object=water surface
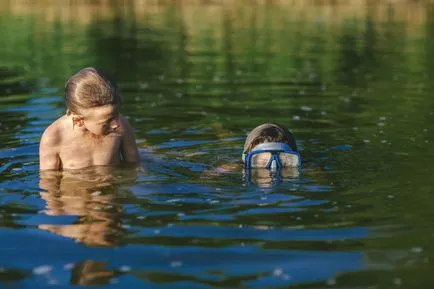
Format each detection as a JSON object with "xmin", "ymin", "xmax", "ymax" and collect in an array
[{"xmin": 0, "ymin": 2, "xmax": 434, "ymax": 288}]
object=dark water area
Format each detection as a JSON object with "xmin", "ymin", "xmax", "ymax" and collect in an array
[{"xmin": 1, "ymin": 2, "xmax": 434, "ymax": 288}]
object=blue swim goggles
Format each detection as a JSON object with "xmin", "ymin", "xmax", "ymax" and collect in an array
[{"xmin": 242, "ymin": 142, "xmax": 301, "ymax": 170}]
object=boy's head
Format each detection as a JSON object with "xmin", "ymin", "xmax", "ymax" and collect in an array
[
  {"xmin": 65, "ymin": 67, "xmax": 122, "ymax": 114},
  {"xmin": 243, "ymin": 123, "xmax": 297, "ymax": 154},
  {"xmin": 242, "ymin": 123, "xmax": 300, "ymax": 170},
  {"xmin": 65, "ymin": 67, "xmax": 123, "ymax": 136}
]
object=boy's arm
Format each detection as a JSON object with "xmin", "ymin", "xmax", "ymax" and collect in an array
[
  {"xmin": 120, "ymin": 116, "xmax": 140, "ymax": 164},
  {"xmin": 39, "ymin": 126, "xmax": 61, "ymax": 171}
]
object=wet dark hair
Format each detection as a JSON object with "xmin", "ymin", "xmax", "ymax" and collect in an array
[
  {"xmin": 65, "ymin": 67, "xmax": 122, "ymax": 115},
  {"xmin": 243, "ymin": 123, "xmax": 298, "ymax": 153}
]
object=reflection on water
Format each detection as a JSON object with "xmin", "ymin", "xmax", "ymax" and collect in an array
[
  {"xmin": 0, "ymin": 1, "xmax": 434, "ymax": 288},
  {"xmin": 244, "ymin": 167, "xmax": 301, "ymax": 188},
  {"xmin": 71, "ymin": 260, "xmax": 116, "ymax": 286},
  {"xmin": 38, "ymin": 167, "xmax": 137, "ymax": 247}
]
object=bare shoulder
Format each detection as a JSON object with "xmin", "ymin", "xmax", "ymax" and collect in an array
[
  {"xmin": 119, "ymin": 114, "xmax": 134, "ymax": 133},
  {"xmin": 40, "ymin": 116, "xmax": 69, "ymax": 171},
  {"xmin": 40, "ymin": 116, "xmax": 73, "ymax": 149},
  {"xmin": 216, "ymin": 163, "xmax": 242, "ymax": 172},
  {"xmin": 118, "ymin": 114, "xmax": 140, "ymax": 163},
  {"xmin": 202, "ymin": 162, "xmax": 242, "ymax": 178},
  {"xmin": 40, "ymin": 117, "xmax": 64, "ymax": 147}
]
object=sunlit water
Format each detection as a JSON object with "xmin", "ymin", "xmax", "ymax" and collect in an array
[{"xmin": 0, "ymin": 2, "xmax": 434, "ymax": 288}]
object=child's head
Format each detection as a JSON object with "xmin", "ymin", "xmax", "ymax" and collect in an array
[
  {"xmin": 242, "ymin": 123, "xmax": 300, "ymax": 169},
  {"xmin": 243, "ymin": 123, "xmax": 297, "ymax": 154},
  {"xmin": 65, "ymin": 67, "xmax": 122, "ymax": 136}
]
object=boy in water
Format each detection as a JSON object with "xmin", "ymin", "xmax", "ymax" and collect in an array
[
  {"xmin": 208, "ymin": 123, "xmax": 301, "ymax": 183},
  {"xmin": 241, "ymin": 123, "xmax": 301, "ymax": 185},
  {"xmin": 242, "ymin": 123, "xmax": 300, "ymax": 170},
  {"xmin": 39, "ymin": 67, "xmax": 139, "ymax": 170}
]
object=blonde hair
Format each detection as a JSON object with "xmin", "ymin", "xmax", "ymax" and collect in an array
[
  {"xmin": 243, "ymin": 123, "xmax": 298, "ymax": 154},
  {"xmin": 65, "ymin": 67, "xmax": 122, "ymax": 115}
]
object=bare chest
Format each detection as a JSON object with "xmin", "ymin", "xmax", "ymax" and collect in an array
[{"xmin": 59, "ymin": 134, "xmax": 122, "ymax": 169}]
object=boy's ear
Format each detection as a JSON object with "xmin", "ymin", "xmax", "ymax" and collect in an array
[{"xmin": 71, "ymin": 114, "xmax": 84, "ymax": 127}]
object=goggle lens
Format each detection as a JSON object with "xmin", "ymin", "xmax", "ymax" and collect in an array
[
  {"xmin": 278, "ymin": 153, "xmax": 300, "ymax": 167},
  {"xmin": 250, "ymin": 152, "xmax": 272, "ymax": 168},
  {"xmin": 243, "ymin": 142, "xmax": 301, "ymax": 169}
]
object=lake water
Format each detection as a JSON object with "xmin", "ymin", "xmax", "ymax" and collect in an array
[{"xmin": 1, "ymin": 2, "xmax": 434, "ymax": 288}]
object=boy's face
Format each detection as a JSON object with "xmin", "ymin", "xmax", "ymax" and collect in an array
[{"xmin": 74, "ymin": 104, "xmax": 120, "ymax": 136}]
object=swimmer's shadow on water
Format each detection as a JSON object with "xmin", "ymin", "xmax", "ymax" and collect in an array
[
  {"xmin": 139, "ymin": 148, "xmax": 211, "ymax": 179},
  {"xmin": 140, "ymin": 151, "xmax": 302, "ymax": 190}
]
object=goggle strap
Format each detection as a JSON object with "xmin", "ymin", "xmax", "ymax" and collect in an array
[{"xmin": 251, "ymin": 142, "xmax": 292, "ymax": 152}]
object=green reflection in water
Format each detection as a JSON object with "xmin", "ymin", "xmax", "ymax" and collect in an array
[{"xmin": 0, "ymin": 2, "xmax": 433, "ymax": 288}]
